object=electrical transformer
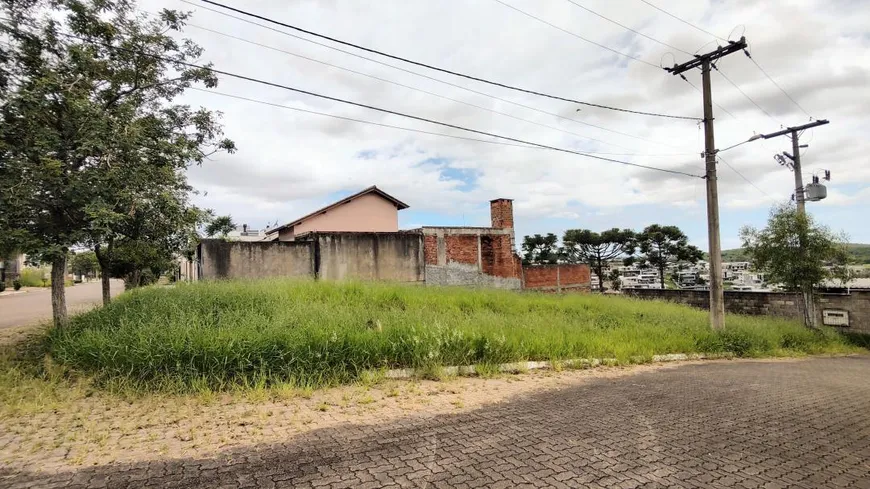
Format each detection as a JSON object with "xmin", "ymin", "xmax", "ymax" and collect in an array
[{"xmin": 804, "ymin": 182, "xmax": 827, "ymax": 202}]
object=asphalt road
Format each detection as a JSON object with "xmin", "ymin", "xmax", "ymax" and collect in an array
[
  {"xmin": 0, "ymin": 280, "xmax": 124, "ymax": 329},
  {"xmin": 2, "ymin": 356, "xmax": 869, "ymax": 488}
]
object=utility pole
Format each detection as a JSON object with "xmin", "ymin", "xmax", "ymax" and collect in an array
[
  {"xmin": 759, "ymin": 119, "xmax": 830, "ymax": 215},
  {"xmin": 791, "ymin": 133, "xmax": 805, "ymax": 214},
  {"xmin": 665, "ymin": 37, "xmax": 747, "ymax": 331},
  {"xmin": 760, "ymin": 119, "xmax": 829, "ymax": 328}
]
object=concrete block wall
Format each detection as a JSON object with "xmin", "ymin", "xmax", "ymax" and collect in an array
[
  {"xmin": 817, "ymin": 292, "xmax": 870, "ymax": 334},
  {"xmin": 315, "ymin": 232, "xmax": 424, "ymax": 282},
  {"xmin": 624, "ymin": 288, "xmax": 870, "ymax": 333},
  {"xmin": 198, "ymin": 240, "xmax": 313, "ymax": 280}
]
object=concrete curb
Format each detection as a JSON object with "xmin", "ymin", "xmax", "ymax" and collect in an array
[
  {"xmin": 0, "ymin": 290, "xmax": 28, "ymax": 298},
  {"xmin": 383, "ymin": 352, "xmax": 735, "ymax": 379}
]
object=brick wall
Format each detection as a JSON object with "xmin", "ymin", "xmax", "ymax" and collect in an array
[
  {"xmin": 482, "ymin": 234, "xmax": 521, "ymax": 279},
  {"xmin": 523, "ymin": 266, "xmax": 557, "ymax": 289},
  {"xmin": 423, "ymin": 235, "xmax": 438, "ymax": 265},
  {"xmin": 522, "ymin": 264, "xmax": 592, "ymax": 292},
  {"xmin": 623, "ymin": 288, "xmax": 870, "ymax": 333},
  {"xmin": 445, "ymin": 235, "xmax": 479, "ymax": 265}
]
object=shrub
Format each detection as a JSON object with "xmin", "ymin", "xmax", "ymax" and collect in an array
[
  {"xmin": 0, "ymin": 282, "xmax": 5, "ymax": 292},
  {"xmin": 45, "ymin": 280, "xmax": 860, "ymax": 392},
  {"xmin": 12, "ymin": 280, "xmax": 21, "ymax": 291},
  {"xmin": 18, "ymin": 268, "xmax": 49, "ymax": 287}
]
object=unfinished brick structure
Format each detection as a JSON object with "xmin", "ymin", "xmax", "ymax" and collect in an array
[{"xmin": 422, "ymin": 199, "xmax": 523, "ymax": 289}]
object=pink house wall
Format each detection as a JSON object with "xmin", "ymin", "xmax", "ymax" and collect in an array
[{"xmin": 280, "ymin": 193, "xmax": 399, "ymax": 240}]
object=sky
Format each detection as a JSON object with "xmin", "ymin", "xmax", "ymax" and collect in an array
[{"xmin": 144, "ymin": 0, "xmax": 870, "ymax": 251}]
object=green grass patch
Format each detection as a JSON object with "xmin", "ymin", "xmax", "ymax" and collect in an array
[{"xmin": 43, "ymin": 279, "xmax": 863, "ymax": 392}]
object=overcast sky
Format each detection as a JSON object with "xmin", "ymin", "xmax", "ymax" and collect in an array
[{"xmin": 145, "ymin": 0, "xmax": 870, "ymax": 250}]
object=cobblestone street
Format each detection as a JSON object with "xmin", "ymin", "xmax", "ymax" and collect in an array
[{"xmin": 4, "ymin": 356, "xmax": 869, "ymax": 488}]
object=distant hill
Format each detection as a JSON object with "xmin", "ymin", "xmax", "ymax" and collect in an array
[{"xmin": 714, "ymin": 243, "xmax": 870, "ymax": 264}]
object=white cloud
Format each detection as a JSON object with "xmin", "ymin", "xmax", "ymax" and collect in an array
[{"xmin": 138, "ymin": 0, "xmax": 869, "ymax": 235}]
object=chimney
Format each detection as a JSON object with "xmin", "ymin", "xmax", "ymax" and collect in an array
[{"xmin": 490, "ymin": 198, "xmax": 515, "ymax": 249}]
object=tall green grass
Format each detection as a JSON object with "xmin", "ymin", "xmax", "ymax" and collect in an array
[{"xmin": 47, "ymin": 279, "xmax": 859, "ymax": 392}]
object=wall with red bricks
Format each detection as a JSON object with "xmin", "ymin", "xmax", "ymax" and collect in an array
[
  {"xmin": 423, "ymin": 235, "xmax": 438, "ymax": 265},
  {"xmin": 523, "ymin": 266, "xmax": 558, "ymax": 289},
  {"xmin": 445, "ymin": 235, "xmax": 479, "ymax": 265},
  {"xmin": 478, "ymin": 235, "xmax": 521, "ymax": 279},
  {"xmin": 522, "ymin": 263, "xmax": 591, "ymax": 292}
]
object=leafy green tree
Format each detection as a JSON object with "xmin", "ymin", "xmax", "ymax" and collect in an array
[
  {"xmin": 0, "ymin": 1, "xmax": 234, "ymax": 323},
  {"xmin": 205, "ymin": 215, "xmax": 236, "ymax": 239},
  {"xmin": 521, "ymin": 233, "xmax": 560, "ymax": 264},
  {"xmin": 103, "ymin": 186, "xmax": 208, "ymax": 289},
  {"xmin": 634, "ymin": 225, "xmax": 703, "ymax": 290},
  {"xmin": 562, "ymin": 228, "xmax": 635, "ymax": 292},
  {"xmin": 741, "ymin": 204, "xmax": 849, "ymax": 327},
  {"xmin": 70, "ymin": 251, "xmax": 100, "ymax": 279}
]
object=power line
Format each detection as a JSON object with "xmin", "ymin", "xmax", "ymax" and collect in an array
[
  {"xmin": 743, "ymin": 47, "xmax": 812, "ymax": 119},
  {"xmin": 48, "ymin": 31, "xmax": 703, "ymax": 178},
  {"xmin": 494, "ymin": 0, "xmax": 660, "ymax": 69},
  {"xmin": 181, "ymin": 2, "xmax": 691, "ymax": 151},
  {"xmin": 564, "ymin": 0, "xmax": 693, "ymax": 55},
  {"xmin": 195, "ymin": 0, "xmax": 700, "ymax": 121},
  {"xmin": 638, "ymin": 0, "xmax": 726, "ymax": 42},
  {"xmin": 183, "ymin": 22, "xmax": 682, "ymax": 154},
  {"xmin": 187, "ymin": 88, "xmax": 537, "ymax": 149},
  {"xmin": 712, "ymin": 64, "xmax": 781, "ymax": 125},
  {"xmin": 191, "ymin": 87, "xmax": 691, "ymax": 158},
  {"xmin": 718, "ymin": 155, "xmax": 772, "ymax": 200}
]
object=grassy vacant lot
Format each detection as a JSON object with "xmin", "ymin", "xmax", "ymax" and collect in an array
[{"xmin": 38, "ymin": 279, "xmax": 860, "ymax": 393}]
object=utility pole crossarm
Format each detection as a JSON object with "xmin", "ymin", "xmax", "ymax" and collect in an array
[
  {"xmin": 759, "ymin": 119, "xmax": 829, "ymax": 139},
  {"xmin": 665, "ymin": 37, "xmax": 748, "ymax": 76}
]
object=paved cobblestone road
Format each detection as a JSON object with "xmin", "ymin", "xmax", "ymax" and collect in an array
[{"xmin": 4, "ymin": 356, "xmax": 870, "ymax": 488}]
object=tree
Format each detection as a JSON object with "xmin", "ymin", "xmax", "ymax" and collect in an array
[
  {"xmin": 103, "ymin": 186, "xmax": 208, "ymax": 289},
  {"xmin": 634, "ymin": 225, "xmax": 703, "ymax": 290},
  {"xmin": 607, "ymin": 268, "xmax": 621, "ymax": 292},
  {"xmin": 521, "ymin": 233, "xmax": 560, "ymax": 264},
  {"xmin": 741, "ymin": 204, "xmax": 849, "ymax": 327},
  {"xmin": 0, "ymin": 1, "xmax": 234, "ymax": 323},
  {"xmin": 205, "ymin": 215, "xmax": 236, "ymax": 239},
  {"xmin": 70, "ymin": 251, "xmax": 99, "ymax": 279},
  {"xmin": 562, "ymin": 228, "xmax": 635, "ymax": 292}
]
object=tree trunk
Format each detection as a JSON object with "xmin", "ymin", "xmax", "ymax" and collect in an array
[
  {"xmin": 50, "ymin": 254, "xmax": 68, "ymax": 328},
  {"xmin": 659, "ymin": 266, "xmax": 665, "ymax": 290},
  {"xmin": 594, "ymin": 262, "xmax": 605, "ymax": 293},
  {"xmin": 130, "ymin": 269, "xmax": 141, "ymax": 289},
  {"xmin": 801, "ymin": 285, "xmax": 816, "ymax": 328},
  {"xmin": 95, "ymin": 242, "xmax": 112, "ymax": 306}
]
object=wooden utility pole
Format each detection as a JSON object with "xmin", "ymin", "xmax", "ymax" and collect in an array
[
  {"xmin": 665, "ymin": 37, "xmax": 747, "ymax": 331},
  {"xmin": 759, "ymin": 119, "xmax": 830, "ymax": 216}
]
